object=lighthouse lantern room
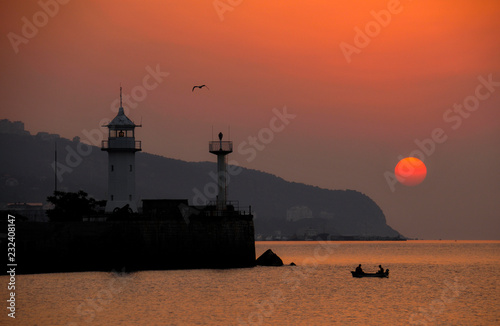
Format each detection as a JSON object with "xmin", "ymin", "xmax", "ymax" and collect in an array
[{"xmin": 101, "ymin": 88, "xmax": 141, "ymax": 213}]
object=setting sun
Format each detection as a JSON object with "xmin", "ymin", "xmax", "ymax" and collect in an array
[{"xmin": 395, "ymin": 157, "xmax": 427, "ymax": 186}]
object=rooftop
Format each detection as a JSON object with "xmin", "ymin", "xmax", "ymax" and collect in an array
[{"xmin": 106, "ymin": 107, "xmax": 138, "ymax": 128}]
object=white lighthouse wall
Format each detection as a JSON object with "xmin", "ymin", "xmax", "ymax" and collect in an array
[
  {"xmin": 105, "ymin": 151, "xmax": 137, "ymax": 212},
  {"xmin": 216, "ymin": 154, "xmax": 227, "ymax": 210}
]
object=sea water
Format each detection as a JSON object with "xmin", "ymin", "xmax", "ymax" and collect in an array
[{"xmin": 1, "ymin": 240, "xmax": 499, "ymax": 325}]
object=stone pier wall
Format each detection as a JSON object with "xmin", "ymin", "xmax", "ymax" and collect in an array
[{"xmin": 6, "ymin": 214, "xmax": 255, "ymax": 274}]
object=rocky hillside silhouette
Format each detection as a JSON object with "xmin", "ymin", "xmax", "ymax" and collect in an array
[{"xmin": 0, "ymin": 121, "xmax": 402, "ymax": 239}]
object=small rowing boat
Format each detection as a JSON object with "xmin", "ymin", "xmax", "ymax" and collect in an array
[{"xmin": 351, "ymin": 270, "xmax": 389, "ymax": 278}]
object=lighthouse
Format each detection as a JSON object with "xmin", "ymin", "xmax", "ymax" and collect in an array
[
  {"xmin": 209, "ymin": 132, "xmax": 233, "ymax": 211},
  {"xmin": 101, "ymin": 88, "xmax": 141, "ymax": 213}
]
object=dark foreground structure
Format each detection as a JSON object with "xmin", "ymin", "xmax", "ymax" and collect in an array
[
  {"xmin": 5, "ymin": 200, "xmax": 255, "ymax": 274},
  {"xmin": 1, "ymin": 104, "xmax": 258, "ymax": 274}
]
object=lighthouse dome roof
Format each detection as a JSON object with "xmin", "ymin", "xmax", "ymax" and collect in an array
[{"xmin": 107, "ymin": 107, "xmax": 136, "ymax": 128}]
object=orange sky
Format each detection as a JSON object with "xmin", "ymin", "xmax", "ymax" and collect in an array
[{"xmin": 1, "ymin": 0, "xmax": 499, "ymax": 239}]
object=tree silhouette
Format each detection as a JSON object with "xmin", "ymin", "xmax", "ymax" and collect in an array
[{"xmin": 46, "ymin": 190, "xmax": 105, "ymax": 221}]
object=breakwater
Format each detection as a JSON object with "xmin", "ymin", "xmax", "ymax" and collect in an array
[{"xmin": 5, "ymin": 213, "xmax": 255, "ymax": 274}]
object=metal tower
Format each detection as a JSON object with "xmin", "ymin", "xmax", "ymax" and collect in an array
[{"xmin": 209, "ymin": 132, "xmax": 233, "ymax": 211}]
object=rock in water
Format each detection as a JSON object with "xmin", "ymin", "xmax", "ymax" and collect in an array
[{"xmin": 256, "ymin": 249, "xmax": 284, "ymax": 266}]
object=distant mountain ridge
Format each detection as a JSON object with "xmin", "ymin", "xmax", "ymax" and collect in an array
[{"xmin": 0, "ymin": 120, "xmax": 403, "ymax": 239}]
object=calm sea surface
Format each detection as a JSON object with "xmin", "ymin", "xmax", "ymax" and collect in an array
[{"xmin": 1, "ymin": 240, "xmax": 499, "ymax": 325}]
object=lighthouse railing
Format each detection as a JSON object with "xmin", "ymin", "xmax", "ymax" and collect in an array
[
  {"xmin": 102, "ymin": 139, "xmax": 141, "ymax": 150},
  {"xmin": 209, "ymin": 141, "xmax": 232, "ymax": 152}
]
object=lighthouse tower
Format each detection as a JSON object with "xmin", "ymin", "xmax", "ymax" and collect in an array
[
  {"xmin": 209, "ymin": 132, "xmax": 233, "ymax": 211},
  {"xmin": 101, "ymin": 88, "xmax": 141, "ymax": 213}
]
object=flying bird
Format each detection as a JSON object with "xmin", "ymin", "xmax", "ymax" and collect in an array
[{"xmin": 192, "ymin": 85, "xmax": 209, "ymax": 92}]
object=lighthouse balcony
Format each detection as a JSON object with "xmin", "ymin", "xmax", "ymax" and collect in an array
[
  {"xmin": 209, "ymin": 141, "xmax": 233, "ymax": 154},
  {"xmin": 101, "ymin": 139, "xmax": 141, "ymax": 151}
]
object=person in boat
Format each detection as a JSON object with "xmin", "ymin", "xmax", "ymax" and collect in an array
[
  {"xmin": 355, "ymin": 264, "xmax": 364, "ymax": 274},
  {"xmin": 377, "ymin": 265, "xmax": 384, "ymax": 274}
]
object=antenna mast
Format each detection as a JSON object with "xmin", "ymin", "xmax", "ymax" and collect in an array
[{"xmin": 54, "ymin": 141, "xmax": 57, "ymax": 193}]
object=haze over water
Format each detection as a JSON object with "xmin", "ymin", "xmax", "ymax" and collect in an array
[{"xmin": 2, "ymin": 240, "xmax": 498, "ymax": 325}]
